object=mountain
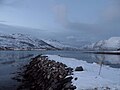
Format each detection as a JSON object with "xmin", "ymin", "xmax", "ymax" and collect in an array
[
  {"xmin": 0, "ymin": 33, "xmax": 56, "ymax": 50},
  {"xmin": 0, "ymin": 23, "xmax": 78, "ymax": 50},
  {"xmin": 0, "ymin": 23, "xmax": 92, "ymax": 48},
  {"xmin": 43, "ymin": 39, "xmax": 78, "ymax": 50},
  {"xmin": 82, "ymin": 37, "xmax": 120, "ymax": 51},
  {"xmin": 0, "ymin": 33, "xmax": 76, "ymax": 50}
]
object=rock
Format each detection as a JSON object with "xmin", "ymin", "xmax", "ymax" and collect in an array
[
  {"xmin": 75, "ymin": 66, "xmax": 83, "ymax": 71},
  {"xmin": 74, "ymin": 77, "xmax": 78, "ymax": 80},
  {"xmin": 15, "ymin": 55, "xmax": 76, "ymax": 90},
  {"xmin": 66, "ymin": 67, "xmax": 73, "ymax": 75},
  {"xmin": 117, "ymin": 48, "xmax": 120, "ymax": 51}
]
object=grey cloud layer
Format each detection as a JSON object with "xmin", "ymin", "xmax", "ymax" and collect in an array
[{"xmin": 54, "ymin": 1, "xmax": 120, "ymax": 38}]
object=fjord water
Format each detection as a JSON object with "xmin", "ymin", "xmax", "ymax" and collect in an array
[{"xmin": 0, "ymin": 50, "xmax": 120, "ymax": 90}]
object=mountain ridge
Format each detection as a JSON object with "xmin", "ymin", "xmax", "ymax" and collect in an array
[{"xmin": 0, "ymin": 33, "xmax": 77, "ymax": 50}]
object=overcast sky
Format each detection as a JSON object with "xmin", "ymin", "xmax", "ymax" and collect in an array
[{"xmin": 0, "ymin": 0, "xmax": 120, "ymax": 44}]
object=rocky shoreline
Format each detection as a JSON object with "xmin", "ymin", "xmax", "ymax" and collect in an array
[{"xmin": 15, "ymin": 55, "xmax": 77, "ymax": 90}]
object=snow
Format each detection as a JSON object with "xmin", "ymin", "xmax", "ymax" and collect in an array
[
  {"xmin": 43, "ymin": 39, "xmax": 69, "ymax": 49},
  {"xmin": 0, "ymin": 33, "xmax": 77, "ymax": 50},
  {"xmin": 83, "ymin": 37, "xmax": 120, "ymax": 50},
  {"xmin": 0, "ymin": 33, "xmax": 58, "ymax": 50},
  {"xmin": 102, "ymin": 37, "xmax": 120, "ymax": 50},
  {"xmin": 47, "ymin": 55, "xmax": 120, "ymax": 90}
]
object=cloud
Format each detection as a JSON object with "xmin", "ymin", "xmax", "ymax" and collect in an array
[
  {"xmin": 66, "ymin": 22, "xmax": 95, "ymax": 31},
  {"xmin": 66, "ymin": 36, "xmax": 75, "ymax": 39},
  {"xmin": 0, "ymin": 20, "xmax": 6, "ymax": 22},
  {"xmin": 53, "ymin": 4, "xmax": 98, "ymax": 32},
  {"xmin": 102, "ymin": 0, "xmax": 120, "ymax": 23},
  {"xmin": 53, "ymin": 2, "xmax": 120, "ymax": 38},
  {"xmin": 0, "ymin": 0, "xmax": 3, "ymax": 5},
  {"xmin": 0, "ymin": 0, "xmax": 25, "ymax": 7},
  {"xmin": 53, "ymin": 5, "xmax": 99, "ymax": 34},
  {"xmin": 0, "ymin": 0, "xmax": 14, "ymax": 5},
  {"xmin": 53, "ymin": 4, "xmax": 68, "ymax": 26}
]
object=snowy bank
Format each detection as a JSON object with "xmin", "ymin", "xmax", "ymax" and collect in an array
[{"xmin": 47, "ymin": 55, "xmax": 120, "ymax": 90}]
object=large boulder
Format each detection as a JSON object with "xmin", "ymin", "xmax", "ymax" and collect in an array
[{"xmin": 75, "ymin": 66, "xmax": 84, "ymax": 71}]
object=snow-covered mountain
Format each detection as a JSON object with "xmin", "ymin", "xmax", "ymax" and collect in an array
[
  {"xmin": 0, "ymin": 33, "xmax": 77, "ymax": 50},
  {"xmin": 0, "ymin": 33, "xmax": 56, "ymax": 50},
  {"xmin": 82, "ymin": 37, "xmax": 120, "ymax": 51},
  {"xmin": 0, "ymin": 23, "xmax": 92, "ymax": 48},
  {"xmin": 43, "ymin": 39, "xmax": 78, "ymax": 50}
]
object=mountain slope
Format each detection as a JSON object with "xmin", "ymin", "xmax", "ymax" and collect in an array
[
  {"xmin": 43, "ymin": 39, "xmax": 78, "ymax": 50},
  {"xmin": 83, "ymin": 37, "xmax": 120, "ymax": 50},
  {"xmin": 0, "ymin": 33, "xmax": 76, "ymax": 50},
  {"xmin": 0, "ymin": 33, "xmax": 58, "ymax": 50}
]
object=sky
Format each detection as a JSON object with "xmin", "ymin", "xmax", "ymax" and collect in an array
[{"xmin": 0, "ymin": 0, "xmax": 120, "ymax": 46}]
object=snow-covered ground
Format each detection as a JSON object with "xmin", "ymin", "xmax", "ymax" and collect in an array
[{"xmin": 47, "ymin": 55, "xmax": 120, "ymax": 90}]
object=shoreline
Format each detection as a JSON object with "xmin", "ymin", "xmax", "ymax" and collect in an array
[
  {"xmin": 13, "ymin": 54, "xmax": 120, "ymax": 90},
  {"xmin": 83, "ymin": 50, "xmax": 120, "ymax": 55},
  {"xmin": 1, "ymin": 50, "xmax": 120, "ymax": 55},
  {"xmin": 47, "ymin": 55, "xmax": 120, "ymax": 90}
]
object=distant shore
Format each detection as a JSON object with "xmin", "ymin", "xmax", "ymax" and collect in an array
[{"xmin": 83, "ymin": 50, "xmax": 120, "ymax": 55}]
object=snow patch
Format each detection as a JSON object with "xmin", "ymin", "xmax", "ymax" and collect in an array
[{"xmin": 47, "ymin": 55, "xmax": 120, "ymax": 90}]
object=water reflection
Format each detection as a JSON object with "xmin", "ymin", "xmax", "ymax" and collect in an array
[
  {"xmin": 91, "ymin": 54, "xmax": 120, "ymax": 68},
  {"xmin": 0, "ymin": 51, "xmax": 35, "ymax": 90},
  {"xmin": 1, "ymin": 60, "xmax": 15, "ymax": 65},
  {"xmin": 0, "ymin": 51, "xmax": 120, "ymax": 68},
  {"xmin": 0, "ymin": 51, "xmax": 34, "ymax": 65},
  {"xmin": 0, "ymin": 51, "xmax": 34, "ymax": 60}
]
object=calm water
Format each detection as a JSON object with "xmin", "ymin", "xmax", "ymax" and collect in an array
[{"xmin": 0, "ymin": 50, "xmax": 120, "ymax": 90}]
